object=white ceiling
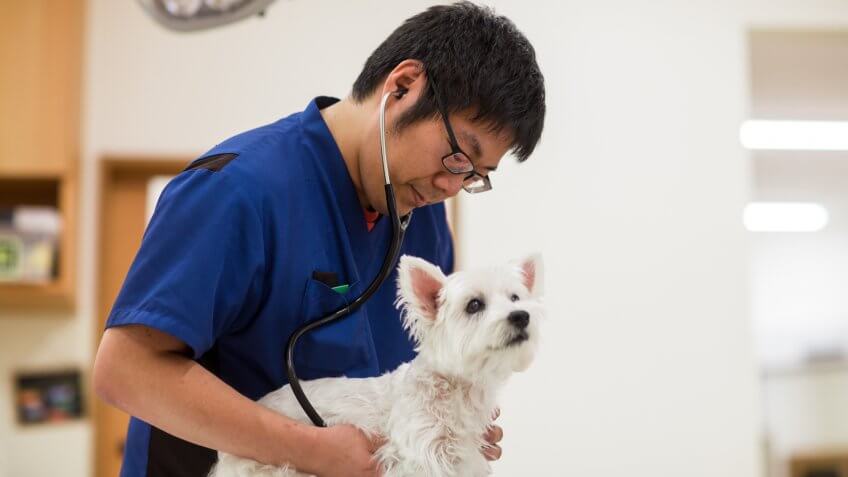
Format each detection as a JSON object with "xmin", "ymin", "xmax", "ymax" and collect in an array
[{"xmin": 749, "ymin": 30, "xmax": 848, "ymax": 192}]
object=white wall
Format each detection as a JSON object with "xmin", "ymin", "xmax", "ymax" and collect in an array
[
  {"xmin": 464, "ymin": 1, "xmax": 762, "ymax": 475},
  {"xmin": 0, "ymin": 0, "xmax": 843, "ymax": 476},
  {"xmin": 0, "ymin": 315, "xmax": 90, "ymax": 477}
]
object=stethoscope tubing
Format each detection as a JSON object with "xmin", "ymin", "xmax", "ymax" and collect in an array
[{"xmin": 284, "ymin": 91, "xmax": 411, "ymax": 427}]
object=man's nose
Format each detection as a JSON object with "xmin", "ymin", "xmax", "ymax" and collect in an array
[{"xmin": 433, "ymin": 172, "xmax": 464, "ymax": 197}]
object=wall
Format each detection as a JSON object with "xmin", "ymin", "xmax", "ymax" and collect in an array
[
  {"xmin": 0, "ymin": 315, "xmax": 90, "ymax": 477},
  {"xmin": 465, "ymin": 1, "xmax": 762, "ymax": 475}
]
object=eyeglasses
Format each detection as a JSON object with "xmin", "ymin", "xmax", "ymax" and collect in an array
[{"xmin": 429, "ymin": 79, "xmax": 492, "ymax": 194}]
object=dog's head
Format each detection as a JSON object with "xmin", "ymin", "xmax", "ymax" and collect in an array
[{"xmin": 396, "ymin": 254, "xmax": 545, "ymax": 380}]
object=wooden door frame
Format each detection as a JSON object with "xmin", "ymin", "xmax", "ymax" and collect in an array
[{"xmin": 93, "ymin": 156, "xmax": 189, "ymax": 477}]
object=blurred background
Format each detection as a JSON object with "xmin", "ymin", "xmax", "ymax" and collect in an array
[{"xmin": 1, "ymin": 0, "xmax": 847, "ymax": 476}]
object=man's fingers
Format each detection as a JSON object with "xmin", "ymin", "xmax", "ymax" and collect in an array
[
  {"xmin": 368, "ymin": 435, "xmax": 386, "ymax": 477},
  {"xmin": 482, "ymin": 443, "xmax": 502, "ymax": 461},
  {"xmin": 372, "ymin": 460, "xmax": 385, "ymax": 477},
  {"xmin": 484, "ymin": 425, "xmax": 504, "ymax": 444},
  {"xmin": 368, "ymin": 434, "xmax": 387, "ymax": 453},
  {"xmin": 483, "ymin": 410, "xmax": 503, "ymax": 462}
]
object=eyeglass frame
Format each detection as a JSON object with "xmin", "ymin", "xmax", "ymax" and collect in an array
[{"xmin": 428, "ymin": 78, "xmax": 493, "ymax": 194}]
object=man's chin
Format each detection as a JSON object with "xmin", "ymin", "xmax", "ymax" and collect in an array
[
  {"xmin": 368, "ymin": 200, "xmax": 412, "ymax": 217},
  {"xmin": 394, "ymin": 199, "xmax": 416, "ymax": 216},
  {"xmin": 369, "ymin": 190, "xmax": 417, "ymax": 216}
]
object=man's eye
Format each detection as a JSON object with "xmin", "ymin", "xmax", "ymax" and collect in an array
[
  {"xmin": 465, "ymin": 298, "xmax": 485, "ymax": 314},
  {"xmin": 510, "ymin": 294, "xmax": 520, "ymax": 302}
]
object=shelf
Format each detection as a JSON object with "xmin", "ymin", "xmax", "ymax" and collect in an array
[
  {"xmin": 0, "ymin": 165, "xmax": 68, "ymax": 179},
  {"xmin": 0, "ymin": 282, "xmax": 72, "ymax": 309},
  {"xmin": 0, "ymin": 177, "xmax": 59, "ymax": 207},
  {"xmin": 0, "ymin": 173, "xmax": 76, "ymax": 312}
]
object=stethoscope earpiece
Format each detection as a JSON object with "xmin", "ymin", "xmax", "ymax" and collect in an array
[{"xmin": 394, "ymin": 87, "xmax": 409, "ymax": 99}]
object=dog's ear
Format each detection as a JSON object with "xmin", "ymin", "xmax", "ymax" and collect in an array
[
  {"xmin": 397, "ymin": 255, "xmax": 446, "ymax": 327},
  {"xmin": 517, "ymin": 253, "xmax": 544, "ymax": 296}
]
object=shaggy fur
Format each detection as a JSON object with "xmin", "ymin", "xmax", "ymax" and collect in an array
[{"xmin": 209, "ymin": 254, "xmax": 545, "ymax": 477}]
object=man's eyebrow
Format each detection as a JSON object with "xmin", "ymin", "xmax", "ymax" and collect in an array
[
  {"xmin": 464, "ymin": 132, "xmax": 483, "ymax": 159},
  {"xmin": 460, "ymin": 131, "xmax": 496, "ymax": 171}
]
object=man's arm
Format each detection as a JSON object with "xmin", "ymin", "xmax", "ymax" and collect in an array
[
  {"xmin": 93, "ymin": 325, "xmax": 316, "ymax": 468},
  {"xmin": 93, "ymin": 325, "xmax": 382, "ymax": 477}
]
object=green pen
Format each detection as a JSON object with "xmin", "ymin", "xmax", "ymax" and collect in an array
[{"xmin": 331, "ymin": 284, "xmax": 350, "ymax": 295}]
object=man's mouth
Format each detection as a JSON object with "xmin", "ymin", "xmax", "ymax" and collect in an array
[{"xmin": 410, "ymin": 185, "xmax": 428, "ymax": 208}]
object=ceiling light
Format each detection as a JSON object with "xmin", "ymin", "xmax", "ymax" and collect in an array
[
  {"xmin": 743, "ymin": 202, "xmax": 829, "ymax": 232},
  {"xmin": 740, "ymin": 120, "xmax": 848, "ymax": 151}
]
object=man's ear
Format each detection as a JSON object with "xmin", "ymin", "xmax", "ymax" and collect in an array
[
  {"xmin": 381, "ymin": 59, "xmax": 426, "ymax": 103},
  {"xmin": 516, "ymin": 253, "xmax": 544, "ymax": 297}
]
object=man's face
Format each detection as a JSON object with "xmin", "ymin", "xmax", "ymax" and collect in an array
[{"xmin": 359, "ymin": 102, "xmax": 513, "ymax": 217}]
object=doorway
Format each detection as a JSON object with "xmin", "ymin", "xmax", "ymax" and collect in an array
[{"xmin": 94, "ymin": 157, "xmax": 187, "ymax": 477}]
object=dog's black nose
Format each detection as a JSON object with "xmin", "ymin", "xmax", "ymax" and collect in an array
[{"xmin": 508, "ymin": 310, "xmax": 530, "ymax": 329}]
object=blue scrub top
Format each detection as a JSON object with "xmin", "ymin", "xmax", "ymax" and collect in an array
[{"xmin": 105, "ymin": 97, "xmax": 455, "ymax": 477}]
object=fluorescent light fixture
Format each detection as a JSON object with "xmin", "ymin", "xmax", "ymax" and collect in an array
[
  {"xmin": 740, "ymin": 120, "xmax": 848, "ymax": 151},
  {"xmin": 743, "ymin": 202, "xmax": 829, "ymax": 232}
]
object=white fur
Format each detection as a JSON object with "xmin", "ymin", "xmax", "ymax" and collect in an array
[{"xmin": 209, "ymin": 254, "xmax": 545, "ymax": 477}]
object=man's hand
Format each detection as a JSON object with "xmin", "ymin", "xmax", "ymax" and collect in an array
[
  {"xmin": 309, "ymin": 424, "xmax": 384, "ymax": 477},
  {"xmin": 482, "ymin": 408, "xmax": 503, "ymax": 461}
]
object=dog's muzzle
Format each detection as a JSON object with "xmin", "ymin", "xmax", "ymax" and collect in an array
[{"xmin": 505, "ymin": 310, "xmax": 530, "ymax": 347}]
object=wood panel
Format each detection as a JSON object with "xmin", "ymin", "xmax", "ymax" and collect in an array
[
  {"xmin": 0, "ymin": 0, "xmax": 84, "ymax": 175},
  {"xmin": 94, "ymin": 158, "xmax": 187, "ymax": 477}
]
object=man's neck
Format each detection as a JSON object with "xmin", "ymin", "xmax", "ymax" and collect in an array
[{"xmin": 320, "ymin": 96, "xmax": 376, "ymax": 210}]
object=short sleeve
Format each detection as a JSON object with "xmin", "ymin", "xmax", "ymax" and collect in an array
[{"xmin": 106, "ymin": 169, "xmax": 266, "ymax": 359}]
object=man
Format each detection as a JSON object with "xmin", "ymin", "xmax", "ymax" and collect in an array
[{"xmin": 93, "ymin": 2, "xmax": 545, "ymax": 476}]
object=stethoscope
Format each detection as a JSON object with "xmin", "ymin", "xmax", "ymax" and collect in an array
[{"xmin": 285, "ymin": 89, "xmax": 412, "ymax": 427}]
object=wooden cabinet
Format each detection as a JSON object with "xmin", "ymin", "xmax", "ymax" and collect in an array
[{"xmin": 0, "ymin": 0, "xmax": 83, "ymax": 309}]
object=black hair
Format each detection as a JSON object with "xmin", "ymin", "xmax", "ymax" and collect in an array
[{"xmin": 351, "ymin": 2, "xmax": 546, "ymax": 162}]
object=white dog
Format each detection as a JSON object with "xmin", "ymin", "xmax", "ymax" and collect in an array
[{"xmin": 209, "ymin": 254, "xmax": 544, "ymax": 477}]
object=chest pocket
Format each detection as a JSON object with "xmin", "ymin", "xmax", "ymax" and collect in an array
[{"xmin": 295, "ymin": 278, "xmax": 376, "ymax": 378}]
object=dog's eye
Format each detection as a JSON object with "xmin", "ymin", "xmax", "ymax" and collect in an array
[
  {"xmin": 465, "ymin": 298, "xmax": 485, "ymax": 314},
  {"xmin": 510, "ymin": 294, "xmax": 520, "ymax": 302}
]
